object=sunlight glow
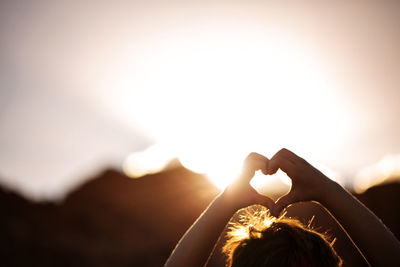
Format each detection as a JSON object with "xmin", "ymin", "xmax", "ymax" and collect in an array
[
  {"xmin": 100, "ymin": 21, "xmax": 349, "ymax": 189},
  {"xmin": 354, "ymin": 154, "xmax": 400, "ymax": 193},
  {"xmin": 123, "ymin": 143, "xmax": 176, "ymax": 177}
]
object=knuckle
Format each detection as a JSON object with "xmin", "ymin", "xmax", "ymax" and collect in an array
[
  {"xmin": 279, "ymin": 148, "xmax": 288, "ymax": 155},
  {"xmin": 246, "ymin": 152, "xmax": 257, "ymax": 160},
  {"xmin": 249, "ymin": 152, "xmax": 257, "ymax": 157}
]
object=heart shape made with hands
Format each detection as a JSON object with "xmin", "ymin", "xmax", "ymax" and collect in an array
[
  {"xmin": 239, "ymin": 152, "xmax": 284, "ymax": 216},
  {"xmin": 241, "ymin": 150, "xmax": 313, "ymax": 217},
  {"xmin": 240, "ymin": 148, "xmax": 330, "ymax": 217}
]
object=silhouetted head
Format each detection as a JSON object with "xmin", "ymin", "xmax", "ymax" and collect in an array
[{"xmin": 223, "ymin": 208, "xmax": 342, "ymax": 267}]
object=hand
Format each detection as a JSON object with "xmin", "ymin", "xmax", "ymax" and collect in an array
[
  {"xmin": 267, "ymin": 148, "xmax": 336, "ymax": 217},
  {"xmin": 222, "ymin": 152, "xmax": 275, "ymax": 211}
]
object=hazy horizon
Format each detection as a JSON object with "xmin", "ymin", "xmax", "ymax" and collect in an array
[{"xmin": 1, "ymin": 1, "xmax": 400, "ymax": 200}]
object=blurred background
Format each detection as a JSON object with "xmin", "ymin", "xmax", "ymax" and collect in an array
[{"xmin": 1, "ymin": 1, "xmax": 400, "ymax": 266}]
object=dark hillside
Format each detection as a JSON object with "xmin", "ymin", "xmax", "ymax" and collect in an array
[{"xmin": 0, "ymin": 164, "xmax": 399, "ymax": 267}]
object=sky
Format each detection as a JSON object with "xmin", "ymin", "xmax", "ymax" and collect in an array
[{"xmin": 1, "ymin": 1, "xmax": 400, "ymax": 200}]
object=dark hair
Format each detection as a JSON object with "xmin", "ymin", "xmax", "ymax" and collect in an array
[{"xmin": 223, "ymin": 207, "xmax": 342, "ymax": 267}]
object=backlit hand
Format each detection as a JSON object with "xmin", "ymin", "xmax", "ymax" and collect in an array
[
  {"xmin": 267, "ymin": 148, "xmax": 335, "ymax": 217},
  {"xmin": 223, "ymin": 152, "xmax": 275, "ymax": 211}
]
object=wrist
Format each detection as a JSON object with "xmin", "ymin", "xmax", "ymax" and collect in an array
[{"xmin": 219, "ymin": 187, "xmax": 245, "ymax": 213}]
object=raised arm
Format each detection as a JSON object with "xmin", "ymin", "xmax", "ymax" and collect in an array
[
  {"xmin": 164, "ymin": 153, "xmax": 274, "ymax": 267},
  {"xmin": 268, "ymin": 148, "xmax": 400, "ymax": 266}
]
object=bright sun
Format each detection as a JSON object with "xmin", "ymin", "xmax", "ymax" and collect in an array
[{"xmin": 100, "ymin": 22, "xmax": 348, "ymax": 190}]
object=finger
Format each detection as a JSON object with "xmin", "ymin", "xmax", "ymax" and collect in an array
[
  {"xmin": 268, "ymin": 154, "xmax": 296, "ymax": 177},
  {"xmin": 268, "ymin": 149, "xmax": 293, "ymax": 174},
  {"xmin": 278, "ymin": 148, "xmax": 308, "ymax": 166},
  {"xmin": 261, "ymin": 165, "xmax": 270, "ymax": 175},
  {"xmin": 272, "ymin": 193, "xmax": 297, "ymax": 217},
  {"xmin": 244, "ymin": 152, "xmax": 269, "ymax": 172},
  {"xmin": 240, "ymin": 152, "xmax": 269, "ymax": 183}
]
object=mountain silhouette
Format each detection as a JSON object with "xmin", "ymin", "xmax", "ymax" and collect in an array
[{"xmin": 0, "ymin": 163, "xmax": 399, "ymax": 267}]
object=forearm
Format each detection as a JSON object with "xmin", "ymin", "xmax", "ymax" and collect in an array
[
  {"xmin": 164, "ymin": 192, "xmax": 237, "ymax": 267},
  {"xmin": 320, "ymin": 181, "xmax": 400, "ymax": 266}
]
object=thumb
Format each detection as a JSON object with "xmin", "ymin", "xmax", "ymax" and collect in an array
[
  {"xmin": 254, "ymin": 193, "xmax": 275, "ymax": 211},
  {"xmin": 272, "ymin": 193, "xmax": 297, "ymax": 217}
]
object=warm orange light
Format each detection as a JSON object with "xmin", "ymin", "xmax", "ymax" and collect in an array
[{"xmin": 104, "ymin": 22, "xmax": 349, "ymax": 189}]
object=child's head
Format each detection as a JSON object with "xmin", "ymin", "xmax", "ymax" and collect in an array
[{"xmin": 223, "ymin": 207, "xmax": 342, "ymax": 267}]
